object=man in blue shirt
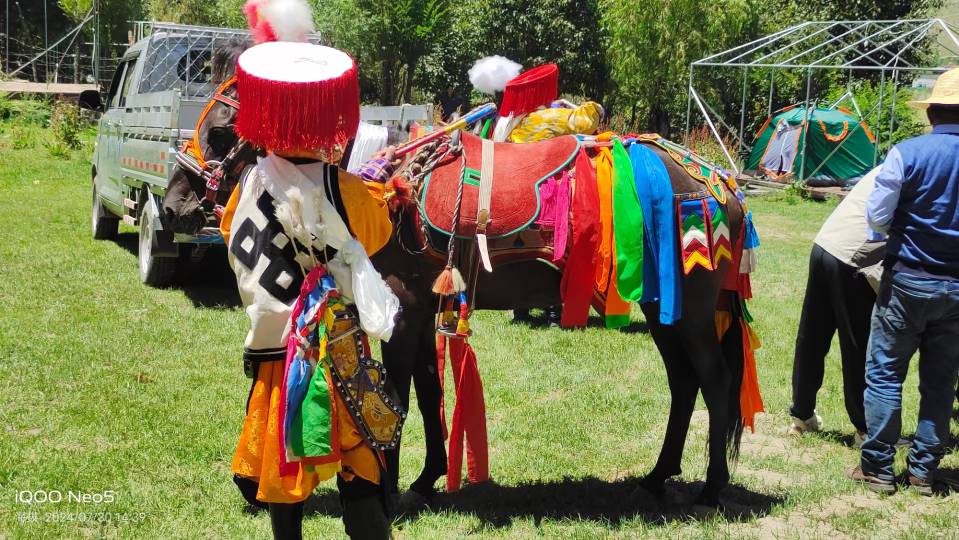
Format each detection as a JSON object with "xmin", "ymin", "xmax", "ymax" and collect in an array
[{"xmin": 847, "ymin": 67, "xmax": 959, "ymax": 496}]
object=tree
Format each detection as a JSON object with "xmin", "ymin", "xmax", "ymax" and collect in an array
[
  {"xmin": 418, "ymin": 0, "xmax": 609, "ymax": 104},
  {"xmin": 603, "ymin": 0, "xmax": 761, "ymax": 136}
]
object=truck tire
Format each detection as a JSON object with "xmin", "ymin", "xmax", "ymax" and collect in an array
[
  {"xmin": 138, "ymin": 191, "xmax": 177, "ymax": 287},
  {"xmin": 91, "ymin": 179, "xmax": 119, "ymax": 240}
]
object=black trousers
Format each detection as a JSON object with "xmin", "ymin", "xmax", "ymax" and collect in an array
[{"xmin": 790, "ymin": 244, "xmax": 876, "ymax": 433}]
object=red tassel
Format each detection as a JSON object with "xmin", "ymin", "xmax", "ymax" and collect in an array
[
  {"xmin": 499, "ymin": 64, "xmax": 559, "ymax": 117},
  {"xmin": 236, "ymin": 52, "xmax": 360, "ymax": 154},
  {"xmin": 386, "ymin": 177, "xmax": 414, "ymax": 213},
  {"xmin": 432, "ymin": 267, "xmax": 454, "ymax": 296}
]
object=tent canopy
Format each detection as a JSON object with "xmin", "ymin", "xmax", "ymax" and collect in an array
[{"xmin": 747, "ymin": 105, "xmax": 876, "ymax": 185}]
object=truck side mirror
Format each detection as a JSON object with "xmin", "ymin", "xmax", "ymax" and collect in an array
[{"xmin": 79, "ymin": 89, "xmax": 103, "ymax": 112}]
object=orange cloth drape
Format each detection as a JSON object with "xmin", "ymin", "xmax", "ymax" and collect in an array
[{"xmin": 740, "ymin": 321, "xmax": 764, "ymax": 432}]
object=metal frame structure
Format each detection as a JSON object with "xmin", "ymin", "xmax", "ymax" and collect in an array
[{"xmin": 685, "ymin": 18, "xmax": 959, "ymax": 178}]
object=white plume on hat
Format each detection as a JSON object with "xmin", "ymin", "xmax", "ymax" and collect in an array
[
  {"xmin": 469, "ymin": 56, "xmax": 522, "ymax": 94},
  {"xmin": 246, "ymin": 0, "xmax": 315, "ymax": 43}
]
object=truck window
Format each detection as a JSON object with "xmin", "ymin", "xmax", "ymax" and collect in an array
[
  {"xmin": 118, "ymin": 58, "xmax": 138, "ymax": 107},
  {"xmin": 107, "ymin": 62, "xmax": 129, "ymax": 109},
  {"xmin": 138, "ymin": 36, "xmax": 215, "ymax": 98}
]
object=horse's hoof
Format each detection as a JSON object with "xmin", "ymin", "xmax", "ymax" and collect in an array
[
  {"xmin": 630, "ymin": 484, "xmax": 663, "ymax": 508},
  {"xmin": 690, "ymin": 503, "xmax": 720, "ymax": 520},
  {"xmin": 395, "ymin": 489, "xmax": 431, "ymax": 519},
  {"xmin": 637, "ymin": 476, "xmax": 667, "ymax": 498}
]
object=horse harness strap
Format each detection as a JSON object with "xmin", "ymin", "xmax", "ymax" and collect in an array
[
  {"xmin": 475, "ymin": 139, "xmax": 495, "ymax": 272},
  {"xmin": 212, "ymin": 92, "xmax": 240, "ymax": 110}
]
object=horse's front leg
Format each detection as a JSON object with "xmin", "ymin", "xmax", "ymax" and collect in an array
[
  {"xmin": 380, "ymin": 309, "xmax": 423, "ymax": 495},
  {"xmin": 408, "ymin": 312, "xmax": 448, "ymax": 498}
]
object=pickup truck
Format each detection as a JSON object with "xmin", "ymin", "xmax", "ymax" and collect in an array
[
  {"xmin": 87, "ymin": 22, "xmax": 256, "ymax": 286},
  {"xmin": 86, "ymin": 21, "xmax": 433, "ymax": 287}
]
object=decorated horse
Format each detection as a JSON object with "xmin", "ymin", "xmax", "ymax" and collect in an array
[{"xmin": 377, "ymin": 127, "xmax": 762, "ymax": 510}]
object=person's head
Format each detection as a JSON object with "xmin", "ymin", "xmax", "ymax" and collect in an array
[
  {"xmin": 927, "ymin": 105, "xmax": 959, "ymax": 126},
  {"xmin": 446, "ymin": 85, "xmax": 454, "ymax": 96},
  {"xmin": 911, "ymin": 67, "xmax": 959, "ymax": 125}
]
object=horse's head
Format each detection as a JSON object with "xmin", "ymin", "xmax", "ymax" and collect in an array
[{"xmin": 197, "ymin": 38, "xmax": 250, "ymax": 162}]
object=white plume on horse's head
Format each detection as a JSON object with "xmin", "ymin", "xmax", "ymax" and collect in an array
[
  {"xmin": 245, "ymin": 0, "xmax": 315, "ymax": 44},
  {"xmin": 469, "ymin": 56, "xmax": 522, "ymax": 94}
]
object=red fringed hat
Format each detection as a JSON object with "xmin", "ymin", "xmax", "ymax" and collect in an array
[
  {"xmin": 499, "ymin": 63, "xmax": 559, "ymax": 117},
  {"xmin": 236, "ymin": 41, "xmax": 360, "ymax": 154}
]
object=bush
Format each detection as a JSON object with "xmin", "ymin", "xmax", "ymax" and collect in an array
[
  {"xmin": 1, "ymin": 98, "xmax": 52, "ymax": 125},
  {"xmin": 10, "ymin": 123, "xmax": 41, "ymax": 150},
  {"xmin": 44, "ymin": 140, "xmax": 73, "ymax": 158},
  {"xmin": 49, "ymin": 101, "xmax": 83, "ymax": 151},
  {"xmin": 686, "ymin": 125, "xmax": 737, "ymax": 169}
]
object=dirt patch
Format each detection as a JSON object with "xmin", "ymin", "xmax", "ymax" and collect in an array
[{"xmin": 737, "ymin": 466, "xmax": 802, "ymax": 489}]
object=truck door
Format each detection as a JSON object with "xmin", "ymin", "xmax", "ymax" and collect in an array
[{"xmin": 96, "ymin": 58, "xmax": 137, "ymax": 209}]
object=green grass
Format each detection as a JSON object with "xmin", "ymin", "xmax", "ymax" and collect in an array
[{"xmin": 0, "ymin": 129, "xmax": 957, "ymax": 539}]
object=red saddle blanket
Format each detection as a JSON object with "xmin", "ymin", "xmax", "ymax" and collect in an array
[{"xmin": 420, "ymin": 132, "xmax": 580, "ymax": 238}]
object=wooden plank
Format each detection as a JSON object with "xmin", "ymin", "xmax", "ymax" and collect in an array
[
  {"xmin": 0, "ymin": 81, "xmax": 99, "ymax": 95},
  {"xmin": 742, "ymin": 178, "xmax": 789, "ymax": 190},
  {"xmin": 805, "ymin": 186, "xmax": 848, "ymax": 201}
]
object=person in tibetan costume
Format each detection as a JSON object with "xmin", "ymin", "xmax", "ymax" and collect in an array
[{"xmin": 220, "ymin": 2, "xmax": 405, "ymax": 538}]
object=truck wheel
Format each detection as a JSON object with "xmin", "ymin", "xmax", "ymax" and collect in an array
[
  {"xmin": 138, "ymin": 192, "xmax": 177, "ymax": 287},
  {"xmin": 91, "ymin": 180, "xmax": 118, "ymax": 240}
]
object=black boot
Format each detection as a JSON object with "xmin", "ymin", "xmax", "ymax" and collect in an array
[
  {"xmin": 268, "ymin": 502, "xmax": 304, "ymax": 540},
  {"xmin": 342, "ymin": 496, "xmax": 390, "ymax": 539},
  {"xmin": 339, "ymin": 476, "xmax": 391, "ymax": 539}
]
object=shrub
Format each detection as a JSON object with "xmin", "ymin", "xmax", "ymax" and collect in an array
[
  {"xmin": 49, "ymin": 101, "xmax": 83, "ymax": 151},
  {"xmin": 686, "ymin": 125, "xmax": 737, "ymax": 170},
  {"xmin": 44, "ymin": 140, "xmax": 73, "ymax": 159},
  {"xmin": 10, "ymin": 123, "xmax": 40, "ymax": 150},
  {"xmin": 1, "ymin": 98, "xmax": 52, "ymax": 124}
]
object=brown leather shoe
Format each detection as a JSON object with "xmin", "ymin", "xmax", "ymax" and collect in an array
[
  {"xmin": 846, "ymin": 466, "xmax": 895, "ymax": 494},
  {"xmin": 906, "ymin": 473, "xmax": 934, "ymax": 496}
]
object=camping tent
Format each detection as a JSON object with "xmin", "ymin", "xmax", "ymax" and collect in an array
[{"xmin": 746, "ymin": 105, "xmax": 876, "ymax": 185}]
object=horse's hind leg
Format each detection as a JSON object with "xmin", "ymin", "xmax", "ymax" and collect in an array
[
  {"xmin": 640, "ymin": 304, "xmax": 700, "ymax": 496},
  {"xmin": 683, "ymin": 322, "xmax": 732, "ymax": 507}
]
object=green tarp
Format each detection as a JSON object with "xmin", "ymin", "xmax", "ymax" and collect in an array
[{"xmin": 747, "ymin": 106, "xmax": 877, "ymax": 185}]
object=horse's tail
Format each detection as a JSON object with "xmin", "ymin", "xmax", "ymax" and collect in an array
[{"xmin": 720, "ymin": 296, "xmax": 746, "ymax": 463}]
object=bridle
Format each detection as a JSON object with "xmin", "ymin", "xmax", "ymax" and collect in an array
[{"xmin": 175, "ymin": 76, "xmax": 249, "ymax": 218}]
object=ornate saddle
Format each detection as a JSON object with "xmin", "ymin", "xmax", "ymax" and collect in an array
[{"xmin": 420, "ymin": 132, "xmax": 579, "ymax": 239}]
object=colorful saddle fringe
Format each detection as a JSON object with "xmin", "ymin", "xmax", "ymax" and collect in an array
[
  {"xmin": 560, "ymin": 148, "xmax": 600, "ymax": 328},
  {"xmin": 437, "ymin": 332, "xmax": 489, "ymax": 492},
  {"xmin": 630, "ymin": 144, "xmax": 680, "ymax": 325},
  {"xmin": 594, "ymin": 147, "xmax": 631, "ymax": 328},
  {"xmin": 611, "ymin": 139, "xmax": 644, "ymax": 301}
]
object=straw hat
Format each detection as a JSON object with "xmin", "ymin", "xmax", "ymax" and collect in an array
[{"xmin": 910, "ymin": 67, "xmax": 959, "ymax": 108}]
